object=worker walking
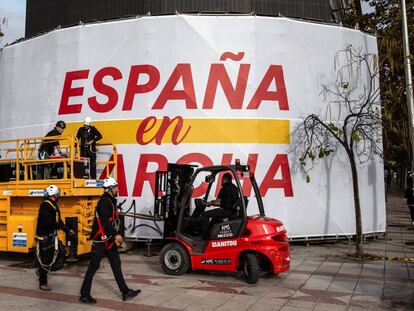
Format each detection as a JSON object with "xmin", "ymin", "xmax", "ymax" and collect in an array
[
  {"xmin": 35, "ymin": 185, "xmax": 74, "ymax": 291},
  {"xmin": 76, "ymin": 117, "xmax": 102, "ymax": 179},
  {"xmin": 80, "ymin": 177, "xmax": 140, "ymax": 304}
]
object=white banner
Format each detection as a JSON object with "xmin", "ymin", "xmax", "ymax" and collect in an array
[{"xmin": 0, "ymin": 15, "xmax": 385, "ymax": 239}]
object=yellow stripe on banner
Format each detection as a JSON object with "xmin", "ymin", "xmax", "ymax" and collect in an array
[{"xmin": 66, "ymin": 118, "xmax": 290, "ymax": 145}]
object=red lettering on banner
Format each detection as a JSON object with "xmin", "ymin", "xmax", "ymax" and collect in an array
[
  {"xmin": 136, "ymin": 117, "xmax": 157, "ymax": 145},
  {"xmin": 58, "ymin": 59, "xmax": 291, "ymax": 114},
  {"xmin": 153, "ymin": 64, "xmax": 197, "ymax": 109},
  {"xmin": 88, "ymin": 67, "xmax": 122, "ymax": 113},
  {"xmin": 58, "ymin": 70, "xmax": 89, "ymax": 114},
  {"xmin": 157, "ymin": 116, "xmax": 191, "ymax": 145},
  {"xmin": 104, "ymin": 152, "xmax": 293, "ymax": 199},
  {"xmin": 132, "ymin": 154, "xmax": 168, "ymax": 196},
  {"xmin": 247, "ymin": 65, "xmax": 289, "ymax": 110},
  {"xmin": 123, "ymin": 65, "xmax": 160, "ymax": 111},
  {"xmin": 99, "ymin": 154, "xmax": 128, "ymax": 196},
  {"xmin": 259, "ymin": 154, "xmax": 293, "ymax": 197},
  {"xmin": 136, "ymin": 116, "xmax": 191, "ymax": 145},
  {"xmin": 203, "ymin": 63, "xmax": 250, "ymax": 109},
  {"xmin": 177, "ymin": 153, "xmax": 214, "ymax": 197}
]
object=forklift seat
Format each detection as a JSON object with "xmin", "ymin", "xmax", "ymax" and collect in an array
[{"xmin": 209, "ymin": 197, "xmax": 245, "ymax": 223}]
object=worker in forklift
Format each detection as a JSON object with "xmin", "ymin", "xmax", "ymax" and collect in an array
[
  {"xmin": 79, "ymin": 177, "xmax": 140, "ymax": 304},
  {"xmin": 76, "ymin": 117, "xmax": 102, "ymax": 179},
  {"xmin": 35, "ymin": 185, "xmax": 74, "ymax": 291},
  {"xmin": 37, "ymin": 120, "xmax": 66, "ymax": 179},
  {"xmin": 202, "ymin": 173, "xmax": 240, "ymax": 236}
]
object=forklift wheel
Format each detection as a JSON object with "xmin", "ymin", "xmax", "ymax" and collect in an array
[
  {"xmin": 242, "ymin": 253, "xmax": 259, "ymax": 284},
  {"xmin": 160, "ymin": 243, "xmax": 190, "ymax": 276}
]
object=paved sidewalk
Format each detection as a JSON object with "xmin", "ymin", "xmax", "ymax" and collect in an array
[{"xmin": 0, "ymin": 188, "xmax": 413, "ymax": 311}]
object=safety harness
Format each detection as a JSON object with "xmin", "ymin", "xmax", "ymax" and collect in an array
[
  {"xmin": 35, "ymin": 199, "xmax": 60, "ymax": 272},
  {"xmin": 93, "ymin": 197, "xmax": 120, "ymax": 250}
]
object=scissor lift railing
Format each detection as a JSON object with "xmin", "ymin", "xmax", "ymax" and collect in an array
[{"xmin": 0, "ymin": 135, "xmax": 117, "ymax": 194}]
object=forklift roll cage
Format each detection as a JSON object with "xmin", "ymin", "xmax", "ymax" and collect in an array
[{"xmin": 152, "ymin": 163, "xmax": 267, "ymax": 252}]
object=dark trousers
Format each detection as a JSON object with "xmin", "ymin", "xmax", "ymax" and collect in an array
[
  {"xmin": 409, "ymin": 205, "xmax": 414, "ymax": 222},
  {"xmin": 37, "ymin": 239, "xmax": 55, "ymax": 286},
  {"xmin": 81, "ymin": 149, "xmax": 97, "ymax": 179},
  {"xmin": 202, "ymin": 208, "xmax": 233, "ymax": 237},
  {"xmin": 37, "ymin": 151, "xmax": 51, "ymax": 179},
  {"xmin": 80, "ymin": 242, "xmax": 129, "ymax": 297}
]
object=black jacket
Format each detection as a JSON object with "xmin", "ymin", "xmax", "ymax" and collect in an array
[
  {"xmin": 405, "ymin": 187, "xmax": 414, "ymax": 205},
  {"xmin": 76, "ymin": 126, "xmax": 102, "ymax": 153},
  {"xmin": 36, "ymin": 199, "xmax": 69, "ymax": 236},
  {"xmin": 90, "ymin": 192, "xmax": 120, "ymax": 240},
  {"xmin": 217, "ymin": 182, "xmax": 240, "ymax": 210},
  {"xmin": 39, "ymin": 128, "xmax": 61, "ymax": 156}
]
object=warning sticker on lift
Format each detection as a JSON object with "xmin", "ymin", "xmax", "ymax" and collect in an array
[
  {"xmin": 85, "ymin": 180, "xmax": 104, "ymax": 187},
  {"xmin": 12, "ymin": 233, "xmax": 27, "ymax": 247},
  {"xmin": 29, "ymin": 189, "xmax": 46, "ymax": 196}
]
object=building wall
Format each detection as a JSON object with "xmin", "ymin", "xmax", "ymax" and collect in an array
[{"xmin": 25, "ymin": 0, "xmax": 347, "ymax": 37}]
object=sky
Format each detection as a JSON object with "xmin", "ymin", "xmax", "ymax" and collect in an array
[
  {"xmin": 0, "ymin": 1, "xmax": 374, "ymax": 49},
  {"xmin": 0, "ymin": 0, "xmax": 26, "ymax": 48}
]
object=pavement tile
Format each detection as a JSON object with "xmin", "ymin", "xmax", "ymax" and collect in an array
[
  {"xmin": 279, "ymin": 306, "xmax": 310, "ymax": 311},
  {"xmin": 313, "ymin": 303, "xmax": 347, "ymax": 311},
  {"xmin": 327, "ymin": 277, "xmax": 357, "ymax": 293},
  {"xmin": 159, "ymin": 294, "xmax": 201, "ymax": 309},
  {"xmin": 255, "ymin": 297, "xmax": 289, "ymax": 306},
  {"xmin": 284, "ymin": 299, "xmax": 316, "ymax": 309},
  {"xmin": 246, "ymin": 303, "xmax": 283, "ymax": 311},
  {"xmin": 301, "ymin": 275, "xmax": 333, "ymax": 291},
  {"xmin": 354, "ymin": 279, "xmax": 384, "ymax": 296},
  {"xmin": 263, "ymin": 287, "xmax": 295, "ymax": 299},
  {"xmin": 295, "ymin": 264, "xmax": 320, "ymax": 272},
  {"xmin": 184, "ymin": 296, "xmax": 229, "ymax": 310}
]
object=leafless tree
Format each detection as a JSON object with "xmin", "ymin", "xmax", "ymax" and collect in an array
[{"xmin": 291, "ymin": 45, "xmax": 382, "ymax": 256}]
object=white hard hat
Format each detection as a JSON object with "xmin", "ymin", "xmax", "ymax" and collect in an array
[
  {"xmin": 103, "ymin": 177, "xmax": 118, "ymax": 190},
  {"xmin": 84, "ymin": 117, "xmax": 92, "ymax": 126},
  {"xmin": 46, "ymin": 185, "xmax": 60, "ymax": 197}
]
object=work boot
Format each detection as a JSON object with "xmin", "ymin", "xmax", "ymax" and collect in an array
[
  {"xmin": 122, "ymin": 289, "xmax": 141, "ymax": 301},
  {"xmin": 79, "ymin": 296, "xmax": 97, "ymax": 304},
  {"xmin": 39, "ymin": 284, "xmax": 51, "ymax": 291}
]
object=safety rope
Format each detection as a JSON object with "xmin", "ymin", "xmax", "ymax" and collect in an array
[
  {"xmin": 35, "ymin": 234, "xmax": 59, "ymax": 272},
  {"xmin": 35, "ymin": 200, "xmax": 61, "ymax": 272}
]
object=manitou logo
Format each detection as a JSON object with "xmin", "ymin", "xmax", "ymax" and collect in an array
[{"xmin": 211, "ymin": 240, "xmax": 238, "ymax": 248}]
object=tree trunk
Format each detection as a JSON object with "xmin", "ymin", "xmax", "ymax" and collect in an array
[
  {"xmin": 348, "ymin": 151, "xmax": 363, "ymax": 257},
  {"xmin": 352, "ymin": 0, "xmax": 364, "ymax": 30}
]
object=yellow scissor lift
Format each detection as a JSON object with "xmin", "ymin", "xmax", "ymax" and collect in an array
[{"xmin": 0, "ymin": 135, "xmax": 117, "ymax": 256}]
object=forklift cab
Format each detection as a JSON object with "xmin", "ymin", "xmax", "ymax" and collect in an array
[{"xmin": 155, "ymin": 161, "xmax": 265, "ymax": 252}]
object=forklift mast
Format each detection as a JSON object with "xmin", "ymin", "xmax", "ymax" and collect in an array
[{"xmin": 154, "ymin": 163, "xmax": 195, "ymax": 238}]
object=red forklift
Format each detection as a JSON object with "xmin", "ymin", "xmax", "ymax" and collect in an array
[{"xmin": 150, "ymin": 160, "xmax": 290, "ymax": 284}]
